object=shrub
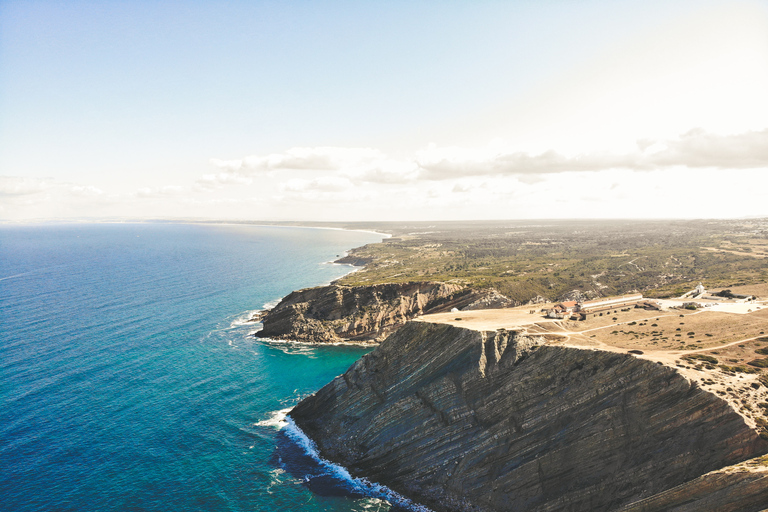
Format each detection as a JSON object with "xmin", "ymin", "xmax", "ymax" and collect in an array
[
  {"xmin": 685, "ymin": 354, "xmax": 718, "ymax": 364},
  {"xmin": 747, "ymin": 358, "xmax": 768, "ymax": 368},
  {"xmin": 719, "ymin": 364, "xmax": 760, "ymax": 374}
]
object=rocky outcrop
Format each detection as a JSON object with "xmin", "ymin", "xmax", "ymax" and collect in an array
[
  {"xmin": 333, "ymin": 254, "xmax": 373, "ymax": 267},
  {"xmin": 557, "ymin": 289, "xmax": 592, "ymax": 303},
  {"xmin": 461, "ymin": 289, "xmax": 515, "ymax": 311},
  {"xmin": 290, "ymin": 321, "xmax": 768, "ymax": 512},
  {"xmin": 618, "ymin": 454, "xmax": 768, "ymax": 512},
  {"xmin": 255, "ymin": 282, "xmax": 512, "ymax": 343}
]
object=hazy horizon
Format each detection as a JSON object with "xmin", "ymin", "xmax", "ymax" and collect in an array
[{"xmin": 2, "ymin": 0, "xmax": 767, "ymax": 222}]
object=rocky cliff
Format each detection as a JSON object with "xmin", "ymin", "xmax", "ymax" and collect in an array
[
  {"xmin": 256, "ymin": 282, "xmax": 513, "ymax": 343},
  {"xmin": 618, "ymin": 454, "xmax": 768, "ymax": 511},
  {"xmin": 290, "ymin": 321, "xmax": 768, "ymax": 512}
]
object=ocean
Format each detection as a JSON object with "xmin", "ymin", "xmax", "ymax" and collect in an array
[{"xmin": 0, "ymin": 222, "xmax": 398, "ymax": 512}]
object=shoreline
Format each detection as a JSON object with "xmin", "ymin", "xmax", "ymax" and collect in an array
[
  {"xmin": 283, "ymin": 416, "xmax": 433, "ymax": 512},
  {"xmin": 248, "ymin": 226, "xmax": 392, "ymax": 346},
  {"xmin": 254, "ymin": 336, "xmax": 380, "ymax": 347}
]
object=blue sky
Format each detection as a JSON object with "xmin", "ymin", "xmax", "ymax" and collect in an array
[{"xmin": 1, "ymin": 0, "xmax": 767, "ymax": 221}]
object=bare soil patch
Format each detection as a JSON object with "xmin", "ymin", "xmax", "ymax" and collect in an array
[{"xmin": 578, "ymin": 310, "xmax": 768, "ymax": 351}]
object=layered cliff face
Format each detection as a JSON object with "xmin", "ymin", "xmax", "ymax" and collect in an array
[
  {"xmin": 618, "ymin": 454, "xmax": 768, "ymax": 512},
  {"xmin": 256, "ymin": 282, "xmax": 513, "ymax": 343},
  {"xmin": 290, "ymin": 321, "xmax": 768, "ymax": 512}
]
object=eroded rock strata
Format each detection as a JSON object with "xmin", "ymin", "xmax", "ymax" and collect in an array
[
  {"xmin": 256, "ymin": 282, "xmax": 513, "ymax": 343},
  {"xmin": 617, "ymin": 454, "xmax": 768, "ymax": 512},
  {"xmin": 290, "ymin": 321, "xmax": 768, "ymax": 512}
]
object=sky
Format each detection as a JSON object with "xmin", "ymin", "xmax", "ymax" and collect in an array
[{"xmin": 1, "ymin": 0, "xmax": 767, "ymax": 222}]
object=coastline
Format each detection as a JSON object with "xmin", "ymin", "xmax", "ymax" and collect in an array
[
  {"xmin": 238, "ymin": 226, "xmax": 426, "ymax": 508},
  {"xmin": 283, "ymin": 416, "xmax": 433, "ymax": 512},
  {"xmin": 250, "ymin": 226, "xmax": 391, "ymax": 346},
  {"xmin": 256, "ymin": 336, "xmax": 380, "ymax": 347}
]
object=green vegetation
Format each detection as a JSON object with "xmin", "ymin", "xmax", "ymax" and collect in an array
[
  {"xmin": 685, "ymin": 354, "xmax": 719, "ymax": 364},
  {"xmin": 332, "ymin": 219, "xmax": 768, "ymax": 304},
  {"xmin": 719, "ymin": 364, "xmax": 761, "ymax": 374}
]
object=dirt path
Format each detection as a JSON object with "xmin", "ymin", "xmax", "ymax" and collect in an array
[{"xmin": 678, "ymin": 335, "xmax": 764, "ymax": 355}]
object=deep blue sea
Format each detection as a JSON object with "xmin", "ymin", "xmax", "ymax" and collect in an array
[{"xmin": 0, "ymin": 223, "xmax": 395, "ymax": 512}]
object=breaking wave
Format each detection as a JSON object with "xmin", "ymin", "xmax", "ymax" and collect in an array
[{"xmin": 280, "ymin": 416, "xmax": 434, "ymax": 512}]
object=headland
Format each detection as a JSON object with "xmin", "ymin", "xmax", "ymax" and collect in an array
[{"xmin": 255, "ymin": 218, "xmax": 768, "ymax": 510}]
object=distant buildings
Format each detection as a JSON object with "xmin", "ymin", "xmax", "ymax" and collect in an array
[
  {"xmin": 545, "ymin": 301, "xmax": 577, "ymax": 318},
  {"xmin": 681, "ymin": 282, "xmax": 707, "ymax": 299},
  {"xmin": 577, "ymin": 294, "xmax": 646, "ymax": 319},
  {"xmin": 544, "ymin": 293, "xmax": 652, "ymax": 320}
]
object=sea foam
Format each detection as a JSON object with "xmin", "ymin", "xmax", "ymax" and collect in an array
[{"xmin": 283, "ymin": 415, "xmax": 434, "ymax": 512}]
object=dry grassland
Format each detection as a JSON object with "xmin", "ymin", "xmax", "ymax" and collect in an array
[{"xmin": 573, "ymin": 309, "xmax": 768, "ymax": 351}]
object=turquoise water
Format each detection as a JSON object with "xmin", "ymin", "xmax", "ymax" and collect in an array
[{"xmin": 0, "ymin": 223, "xmax": 391, "ymax": 512}]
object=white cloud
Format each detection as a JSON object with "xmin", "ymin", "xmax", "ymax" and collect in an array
[
  {"xmin": 415, "ymin": 129, "xmax": 768, "ymax": 180},
  {"xmin": 69, "ymin": 185, "xmax": 104, "ymax": 197},
  {"xmin": 195, "ymin": 172, "xmax": 254, "ymax": 190},
  {"xmin": 204, "ymin": 147, "xmax": 387, "ymax": 192},
  {"xmin": 0, "ymin": 176, "xmax": 56, "ymax": 197},
  {"xmin": 280, "ymin": 176, "xmax": 353, "ymax": 193},
  {"xmin": 210, "ymin": 147, "xmax": 383, "ymax": 173},
  {"xmin": 135, "ymin": 186, "xmax": 185, "ymax": 198},
  {"xmin": 207, "ymin": 129, "xmax": 768, "ymax": 192},
  {"xmin": 649, "ymin": 128, "xmax": 768, "ymax": 169},
  {"xmin": 347, "ymin": 159, "xmax": 419, "ymax": 184},
  {"xmin": 0, "ymin": 176, "xmax": 104, "ymax": 199},
  {"xmin": 8, "ymin": 126, "xmax": 762, "ymax": 221}
]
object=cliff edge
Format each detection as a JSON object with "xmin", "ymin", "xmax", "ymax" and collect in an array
[
  {"xmin": 290, "ymin": 321, "xmax": 768, "ymax": 511},
  {"xmin": 256, "ymin": 282, "xmax": 513, "ymax": 343}
]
